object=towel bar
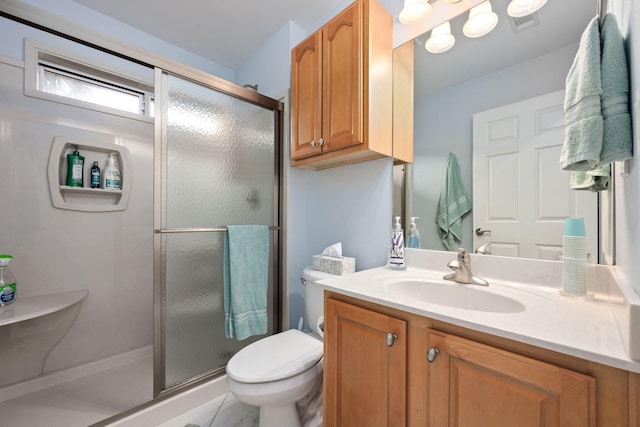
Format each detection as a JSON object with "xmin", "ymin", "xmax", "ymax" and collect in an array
[{"xmin": 155, "ymin": 226, "xmax": 280, "ymax": 234}]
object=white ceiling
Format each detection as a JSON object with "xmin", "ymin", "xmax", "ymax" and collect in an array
[
  {"xmin": 72, "ymin": 0, "xmax": 349, "ymax": 69},
  {"xmin": 70, "ymin": 0, "xmax": 595, "ymax": 91}
]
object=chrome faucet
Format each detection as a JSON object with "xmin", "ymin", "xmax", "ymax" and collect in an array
[
  {"xmin": 443, "ymin": 248, "xmax": 489, "ymax": 286},
  {"xmin": 475, "ymin": 242, "xmax": 493, "ymax": 255}
]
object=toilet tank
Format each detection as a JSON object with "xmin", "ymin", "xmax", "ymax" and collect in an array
[{"xmin": 301, "ymin": 268, "xmax": 334, "ymax": 335}]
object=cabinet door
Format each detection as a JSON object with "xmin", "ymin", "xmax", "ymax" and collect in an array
[
  {"xmin": 427, "ymin": 329, "xmax": 596, "ymax": 427},
  {"xmin": 325, "ymin": 298, "xmax": 407, "ymax": 427},
  {"xmin": 322, "ymin": 1, "xmax": 363, "ymax": 153},
  {"xmin": 291, "ymin": 31, "xmax": 322, "ymax": 160}
]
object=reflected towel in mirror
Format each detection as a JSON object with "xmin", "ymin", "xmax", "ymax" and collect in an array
[{"xmin": 436, "ymin": 153, "xmax": 471, "ymax": 251}]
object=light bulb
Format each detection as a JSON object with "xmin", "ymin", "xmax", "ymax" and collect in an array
[
  {"xmin": 399, "ymin": 0, "xmax": 432, "ymax": 24},
  {"xmin": 507, "ymin": 0, "xmax": 548, "ymax": 17},
  {"xmin": 425, "ymin": 21, "xmax": 456, "ymax": 54},
  {"xmin": 463, "ymin": 1, "xmax": 499, "ymax": 38}
]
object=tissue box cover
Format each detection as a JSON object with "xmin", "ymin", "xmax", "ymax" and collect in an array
[{"xmin": 312, "ymin": 255, "xmax": 355, "ymax": 275}]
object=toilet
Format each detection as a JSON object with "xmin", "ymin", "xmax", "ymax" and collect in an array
[{"xmin": 226, "ymin": 268, "xmax": 331, "ymax": 427}]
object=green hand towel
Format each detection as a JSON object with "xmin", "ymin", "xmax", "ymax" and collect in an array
[
  {"xmin": 560, "ymin": 17, "xmax": 604, "ymax": 171},
  {"xmin": 599, "ymin": 13, "xmax": 632, "ymax": 165},
  {"xmin": 224, "ymin": 225, "xmax": 269, "ymax": 341},
  {"xmin": 436, "ymin": 153, "xmax": 471, "ymax": 251}
]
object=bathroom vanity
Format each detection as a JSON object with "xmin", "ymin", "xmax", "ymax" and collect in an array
[{"xmin": 320, "ymin": 251, "xmax": 640, "ymax": 426}]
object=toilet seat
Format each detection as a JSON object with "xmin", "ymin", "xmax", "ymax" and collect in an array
[{"xmin": 227, "ymin": 329, "xmax": 323, "ymax": 383}]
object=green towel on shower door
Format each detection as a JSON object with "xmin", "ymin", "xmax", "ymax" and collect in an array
[
  {"xmin": 224, "ymin": 225, "xmax": 269, "ymax": 340},
  {"xmin": 436, "ymin": 153, "xmax": 471, "ymax": 251}
]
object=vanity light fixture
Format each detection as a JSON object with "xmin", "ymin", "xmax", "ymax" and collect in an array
[
  {"xmin": 399, "ymin": 0, "xmax": 432, "ymax": 24},
  {"xmin": 463, "ymin": 1, "xmax": 499, "ymax": 38},
  {"xmin": 507, "ymin": 0, "xmax": 548, "ymax": 17},
  {"xmin": 425, "ymin": 21, "xmax": 456, "ymax": 53}
]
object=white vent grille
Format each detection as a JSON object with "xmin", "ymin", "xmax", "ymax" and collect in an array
[{"xmin": 509, "ymin": 12, "xmax": 540, "ymax": 34}]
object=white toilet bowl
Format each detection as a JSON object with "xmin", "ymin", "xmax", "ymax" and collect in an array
[{"xmin": 226, "ymin": 329, "xmax": 324, "ymax": 427}]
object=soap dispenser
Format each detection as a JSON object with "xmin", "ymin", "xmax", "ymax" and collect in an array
[
  {"xmin": 388, "ymin": 217, "xmax": 406, "ymax": 270},
  {"xmin": 407, "ymin": 217, "xmax": 421, "ymax": 249},
  {"xmin": 65, "ymin": 145, "xmax": 84, "ymax": 187},
  {"xmin": 102, "ymin": 153, "xmax": 121, "ymax": 190}
]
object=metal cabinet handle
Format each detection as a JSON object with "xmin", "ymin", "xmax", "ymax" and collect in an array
[
  {"xmin": 475, "ymin": 228, "xmax": 492, "ymax": 236},
  {"xmin": 386, "ymin": 333, "xmax": 398, "ymax": 347},
  {"xmin": 318, "ymin": 137, "xmax": 326, "ymax": 146},
  {"xmin": 310, "ymin": 140, "xmax": 318, "ymax": 148},
  {"xmin": 427, "ymin": 347, "xmax": 440, "ymax": 363}
]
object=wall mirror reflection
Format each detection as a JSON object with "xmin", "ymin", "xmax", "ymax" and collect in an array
[{"xmin": 394, "ymin": 0, "xmax": 615, "ymax": 264}]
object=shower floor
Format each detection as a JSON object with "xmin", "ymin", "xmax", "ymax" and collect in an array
[{"xmin": 0, "ymin": 351, "xmax": 153, "ymax": 427}]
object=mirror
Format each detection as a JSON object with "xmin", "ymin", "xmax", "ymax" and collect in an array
[{"xmin": 395, "ymin": 0, "xmax": 612, "ymax": 262}]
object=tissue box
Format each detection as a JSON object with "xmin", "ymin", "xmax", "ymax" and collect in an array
[{"xmin": 312, "ymin": 255, "xmax": 355, "ymax": 275}]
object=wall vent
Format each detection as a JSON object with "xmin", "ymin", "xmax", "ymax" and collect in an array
[{"xmin": 509, "ymin": 12, "xmax": 540, "ymax": 34}]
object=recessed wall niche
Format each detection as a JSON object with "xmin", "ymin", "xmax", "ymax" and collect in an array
[{"xmin": 47, "ymin": 136, "xmax": 131, "ymax": 212}]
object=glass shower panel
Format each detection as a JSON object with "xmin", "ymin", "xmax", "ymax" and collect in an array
[{"xmin": 162, "ymin": 74, "xmax": 276, "ymax": 389}]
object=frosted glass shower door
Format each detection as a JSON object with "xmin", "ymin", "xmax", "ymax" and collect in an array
[{"xmin": 155, "ymin": 71, "xmax": 280, "ymax": 392}]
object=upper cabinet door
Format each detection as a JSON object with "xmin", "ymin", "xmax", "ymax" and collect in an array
[
  {"xmin": 322, "ymin": 1, "xmax": 362, "ymax": 153},
  {"xmin": 289, "ymin": 0, "xmax": 392, "ymax": 170},
  {"xmin": 291, "ymin": 31, "xmax": 322, "ymax": 160}
]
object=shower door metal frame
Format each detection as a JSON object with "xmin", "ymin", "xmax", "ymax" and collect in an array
[{"xmin": 153, "ymin": 68, "xmax": 284, "ymax": 398}]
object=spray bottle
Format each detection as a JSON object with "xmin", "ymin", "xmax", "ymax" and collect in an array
[
  {"xmin": 407, "ymin": 217, "xmax": 421, "ymax": 249},
  {"xmin": 388, "ymin": 217, "xmax": 406, "ymax": 270}
]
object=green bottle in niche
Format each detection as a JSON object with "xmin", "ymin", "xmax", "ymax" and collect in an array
[{"xmin": 66, "ymin": 145, "xmax": 84, "ymax": 187}]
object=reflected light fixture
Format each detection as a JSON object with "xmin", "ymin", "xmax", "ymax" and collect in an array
[
  {"xmin": 463, "ymin": 1, "xmax": 499, "ymax": 38},
  {"xmin": 507, "ymin": 0, "xmax": 548, "ymax": 17},
  {"xmin": 425, "ymin": 21, "xmax": 456, "ymax": 54},
  {"xmin": 399, "ymin": 0, "xmax": 432, "ymax": 24}
]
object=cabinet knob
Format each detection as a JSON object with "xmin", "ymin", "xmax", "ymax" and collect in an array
[
  {"xmin": 386, "ymin": 333, "xmax": 398, "ymax": 347},
  {"xmin": 427, "ymin": 347, "xmax": 440, "ymax": 363},
  {"xmin": 310, "ymin": 140, "xmax": 318, "ymax": 148},
  {"xmin": 318, "ymin": 137, "xmax": 326, "ymax": 146}
]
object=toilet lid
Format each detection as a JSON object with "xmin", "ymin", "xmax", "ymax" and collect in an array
[{"xmin": 226, "ymin": 329, "xmax": 323, "ymax": 383}]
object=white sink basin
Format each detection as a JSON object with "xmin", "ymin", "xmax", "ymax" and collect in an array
[{"xmin": 384, "ymin": 279, "xmax": 526, "ymax": 313}]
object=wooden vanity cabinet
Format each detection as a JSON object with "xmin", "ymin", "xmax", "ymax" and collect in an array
[
  {"xmin": 324, "ymin": 292, "xmax": 640, "ymax": 427},
  {"xmin": 324, "ymin": 297, "xmax": 407, "ymax": 426},
  {"xmin": 290, "ymin": 0, "xmax": 392, "ymax": 170},
  {"xmin": 427, "ymin": 329, "xmax": 595, "ymax": 427}
]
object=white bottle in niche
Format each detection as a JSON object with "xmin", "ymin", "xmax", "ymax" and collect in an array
[{"xmin": 102, "ymin": 153, "xmax": 121, "ymax": 190}]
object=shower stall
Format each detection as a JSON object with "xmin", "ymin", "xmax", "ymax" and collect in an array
[{"xmin": 153, "ymin": 70, "xmax": 283, "ymax": 396}]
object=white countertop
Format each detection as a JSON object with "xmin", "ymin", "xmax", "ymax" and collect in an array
[{"xmin": 317, "ymin": 259, "xmax": 640, "ymax": 374}]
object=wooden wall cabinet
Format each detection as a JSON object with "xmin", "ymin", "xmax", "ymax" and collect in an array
[
  {"xmin": 324, "ymin": 292, "xmax": 640, "ymax": 427},
  {"xmin": 290, "ymin": 0, "xmax": 392, "ymax": 170}
]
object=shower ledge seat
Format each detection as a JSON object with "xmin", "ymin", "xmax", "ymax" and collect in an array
[{"xmin": 0, "ymin": 289, "xmax": 88, "ymax": 388}]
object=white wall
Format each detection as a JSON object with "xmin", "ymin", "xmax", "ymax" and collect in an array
[
  {"xmin": 0, "ymin": 18, "xmax": 154, "ymax": 371},
  {"xmin": 612, "ymin": 0, "xmax": 640, "ymax": 296},
  {"xmin": 413, "ymin": 43, "xmax": 577, "ymax": 252}
]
